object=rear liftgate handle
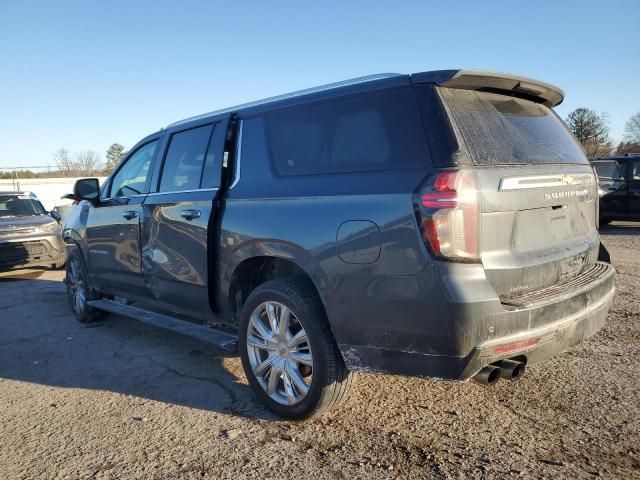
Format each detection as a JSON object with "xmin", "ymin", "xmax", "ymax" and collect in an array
[{"xmin": 180, "ymin": 209, "xmax": 201, "ymax": 221}]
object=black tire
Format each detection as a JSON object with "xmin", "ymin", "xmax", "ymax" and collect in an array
[
  {"xmin": 65, "ymin": 248, "xmax": 104, "ymax": 323},
  {"xmin": 238, "ymin": 277, "xmax": 356, "ymax": 420}
]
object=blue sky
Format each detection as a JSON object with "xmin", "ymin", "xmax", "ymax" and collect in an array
[{"xmin": 0, "ymin": 0, "xmax": 638, "ymax": 169}]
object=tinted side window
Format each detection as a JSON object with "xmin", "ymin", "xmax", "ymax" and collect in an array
[
  {"xmin": 631, "ymin": 161, "xmax": 640, "ymax": 181},
  {"xmin": 266, "ymin": 88, "xmax": 430, "ymax": 175},
  {"xmin": 159, "ymin": 124, "xmax": 214, "ymax": 192},
  {"xmin": 110, "ymin": 140, "xmax": 158, "ymax": 197},
  {"xmin": 593, "ymin": 161, "xmax": 624, "ymax": 180}
]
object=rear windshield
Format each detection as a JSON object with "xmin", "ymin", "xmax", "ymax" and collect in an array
[
  {"xmin": 439, "ymin": 87, "xmax": 588, "ymax": 165},
  {"xmin": 0, "ymin": 195, "xmax": 46, "ymax": 218}
]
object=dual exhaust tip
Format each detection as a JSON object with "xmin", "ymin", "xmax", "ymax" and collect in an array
[{"xmin": 473, "ymin": 359, "xmax": 526, "ymax": 385}]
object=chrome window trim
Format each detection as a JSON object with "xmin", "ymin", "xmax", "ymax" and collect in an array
[
  {"xmin": 100, "ymin": 188, "xmax": 219, "ymax": 201},
  {"xmin": 146, "ymin": 188, "xmax": 219, "ymax": 197},
  {"xmin": 229, "ymin": 120, "xmax": 242, "ymax": 190},
  {"xmin": 99, "ymin": 193, "xmax": 147, "ymax": 202},
  {"xmin": 500, "ymin": 172, "xmax": 595, "ymax": 191}
]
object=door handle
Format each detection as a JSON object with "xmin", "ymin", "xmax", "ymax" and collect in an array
[
  {"xmin": 122, "ymin": 210, "xmax": 138, "ymax": 220},
  {"xmin": 180, "ymin": 209, "xmax": 201, "ymax": 220}
]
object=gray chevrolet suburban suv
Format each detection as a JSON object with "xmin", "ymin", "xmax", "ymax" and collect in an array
[{"xmin": 63, "ymin": 69, "xmax": 615, "ymax": 419}]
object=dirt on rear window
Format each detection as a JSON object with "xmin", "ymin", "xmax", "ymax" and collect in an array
[{"xmin": 439, "ymin": 87, "xmax": 588, "ymax": 166}]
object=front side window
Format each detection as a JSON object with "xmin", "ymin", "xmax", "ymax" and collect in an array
[
  {"xmin": 159, "ymin": 124, "xmax": 214, "ymax": 192},
  {"xmin": 439, "ymin": 87, "xmax": 588, "ymax": 165},
  {"xmin": 0, "ymin": 195, "xmax": 46, "ymax": 217},
  {"xmin": 110, "ymin": 140, "xmax": 158, "ymax": 197},
  {"xmin": 266, "ymin": 88, "xmax": 430, "ymax": 175}
]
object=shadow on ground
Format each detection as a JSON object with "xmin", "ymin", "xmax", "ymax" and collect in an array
[
  {"xmin": 600, "ymin": 221, "xmax": 640, "ymax": 236},
  {"xmin": 0, "ymin": 271, "xmax": 271, "ymax": 420}
]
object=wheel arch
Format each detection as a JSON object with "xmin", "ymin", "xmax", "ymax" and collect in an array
[
  {"xmin": 64, "ymin": 240, "xmax": 91, "ymax": 283},
  {"xmin": 63, "ymin": 228, "xmax": 89, "ymax": 266},
  {"xmin": 223, "ymin": 242, "xmax": 330, "ymax": 325}
]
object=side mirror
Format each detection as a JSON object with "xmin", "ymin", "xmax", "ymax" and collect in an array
[
  {"xmin": 50, "ymin": 210, "xmax": 62, "ymax": 223},
  {"xmin": 73, "ymin": 178, "xmax": 100, "ymax": 203}
]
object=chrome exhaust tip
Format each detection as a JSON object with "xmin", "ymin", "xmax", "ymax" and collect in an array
[
  {"xmin": 472, "ymin": 365, "xmax": 502, "ymax": 385},
  {"xmin": 495, "ymin": 359, "xmax": 526, "ymax": 381}
]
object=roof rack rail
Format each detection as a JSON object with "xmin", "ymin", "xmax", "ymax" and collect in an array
[{"xmin": 166, "ymin": 73, "xmax": 402, "ymax": 129}]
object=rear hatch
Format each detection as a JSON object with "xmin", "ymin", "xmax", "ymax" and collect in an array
[{"xmin": 438, "ymin": 87, "xmax": 599, "ymax": 299}]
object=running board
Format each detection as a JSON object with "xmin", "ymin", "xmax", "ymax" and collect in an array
[{"xmin": 86, "ymin": 299, "xmax": 238, "ymax": 352}]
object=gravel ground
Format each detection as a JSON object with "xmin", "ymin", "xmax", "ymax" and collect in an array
[{"xmin": 0, "ymin": 223, "xmax": 638, "ymax": 479}]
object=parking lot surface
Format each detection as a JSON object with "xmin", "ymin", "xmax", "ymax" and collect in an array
[{"xmin": 0, "ymin": 224, "xmax": 639, "ymax": 479}]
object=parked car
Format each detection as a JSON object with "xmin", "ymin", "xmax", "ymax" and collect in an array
[
  {"xmin": 591, "ymin": 153, "xmax": 640, "ymax": 224},
  {"xmin": 0, "ymin": 191, "xmax": 65, "ymax": 271},
  {"xmin": 63, "ymin": 69, "xmax": 615, "ymax": 419}
]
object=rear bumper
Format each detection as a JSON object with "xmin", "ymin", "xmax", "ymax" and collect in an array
[
  {"xmin": 0, "ymin": 234, "xmax": 66, "ymax": 271},
  {"xmin": 465, "ymin": 281, "xmax": 613, "ymax": 375},
  {"xmin": 338, "ymin": 261, "xmax": 615, "ymax": 380}
]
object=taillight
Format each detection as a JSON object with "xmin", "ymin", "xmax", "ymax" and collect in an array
[{"xmin": 417, "ymin": 170, "xmax": 480, "ymax": 261}]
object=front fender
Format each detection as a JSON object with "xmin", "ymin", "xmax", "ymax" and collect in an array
[{"xmin": 61, "ymin": 203, "xmax": 90, "ymax": 266}]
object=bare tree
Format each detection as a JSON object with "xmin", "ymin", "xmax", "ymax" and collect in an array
[
  {"xmin": 623, "ymin": 112, "xmax": 640, "ymax": 144},
  {"xmin": 53, "ymin": 148, "xmax": 74, "ymax": 175},
  {"xmin": 51, "ymin": 148, "xmax": 104, "ymax": 176},
  {"xmin": 74, "ymin": 150, "xmax": 103, "ymax": 175},
  {"xmin": 616, "ymin": 141, "xmax": 640, "ymax": 154},
  {"xmin": 565, "ymin": 108, "xmax": 612, "ymax": 157}
]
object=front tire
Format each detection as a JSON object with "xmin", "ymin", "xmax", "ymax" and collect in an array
[
  {"xmin": 65, "ymin": 248, "xmax": 104, "ymax": 323},
  {"xmin": 238, "ymin": 277, "xmax": 355, "ymax": 420}
]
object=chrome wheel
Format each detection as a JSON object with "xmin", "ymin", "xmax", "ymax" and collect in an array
[
  {"xmin": 246, "ymin": 301, "xmax": 313, "ymax": 405},
  {"xmin": 67, "ymin": 258, "xmax": 87, "ymax": 314}
]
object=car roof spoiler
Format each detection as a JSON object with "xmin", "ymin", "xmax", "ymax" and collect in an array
[{"xmin": 411, "ymin": 69, "xmax": 565, "ymax": 107}]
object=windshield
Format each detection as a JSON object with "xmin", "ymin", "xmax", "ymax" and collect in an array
[
  {"xmin": 439, "ymin": 87, "xmax": 588, "ymax": 165},
  {"xmin": 0, "ymin": 195, "xmax": 47, "ymax": 218}
]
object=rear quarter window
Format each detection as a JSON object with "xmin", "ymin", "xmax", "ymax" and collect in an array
[
  {"xmin": 266, "ymin": 88, "xmax": 430, "ymax": 175},
  {"xmin": 439, "ymin": 87, "xmax": 588, "ymax": 166}
]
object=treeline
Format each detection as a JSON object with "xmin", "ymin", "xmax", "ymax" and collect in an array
[
  {"xmin": 52, "ymin": 143, "xmax": 128, "ymax": 177},
  {"xmin": 0, "ymin": 169, "xmax": 68, "ymax": 179},
  {"xmin": 565, "ymin": 109, "xmax": 640, "ymax": 157},
  {"xmin": 0, "ymin": 143, "xmax": 128, "ymax": 179}
]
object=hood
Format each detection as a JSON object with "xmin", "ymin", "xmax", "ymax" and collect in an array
[{"xmin": 0, "ymin": 215, "xmax": 57, "ymax": 233}]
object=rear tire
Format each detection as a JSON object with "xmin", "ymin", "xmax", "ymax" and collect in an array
[
  {"xmin": 238, "ymin": 277, "xmax": 355, "ymax": 420},
  {"xmin": 65, "ymin": 248, "xmax": 104, "ymax": 323}
]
